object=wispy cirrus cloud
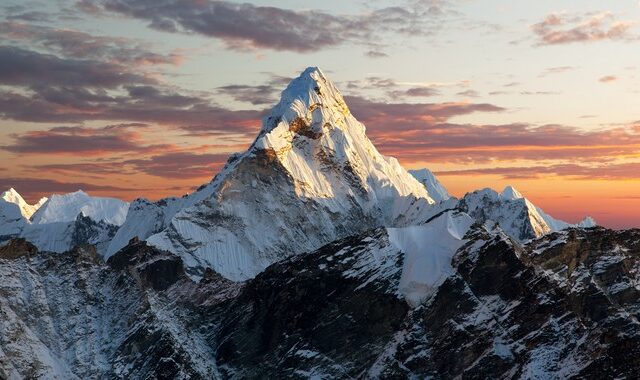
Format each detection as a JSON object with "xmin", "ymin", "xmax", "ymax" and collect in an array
[
  {"xmin": 0, "ymin": 35, "xmax": 263, "ymax": 133},
  {"xmin": 34, "ymin": 151, "xmax": 232, "ymax": 180},
  {"xmin": 0, "ymin": 47, "xmax": 264, "ymax": 131},
  {"xmin": 345, "ymin": 76, "xmax": 445, "ymax": 99},
  {"xmin": 216, "ymin": 74, "xmax": 291, "ymax": 105},
  {"xmin": 82, "ymin": 0, "xmax": 453, "ymax": 53},
  {"xmin": 345, "ymin": 95, "xmax": 505, "ymax": 131},
  {"xmin": 0, "ymin": 177, "xmax": 135, "ymax": 202},
  {"xmin": 342, "ymin": 96, "xmax": 640, "ymax": 164},
  {"xmin": 123, "ymin": 151, "xmax": 230, "ymax": 179},
  {"xmin": 0, "ymin": 21, "xmax": 184, "ymax": 66},
  {"xmin": 532, "ymin": 12, "xmax": 637, "ymax": 46},
  {"xmin": 539, "ymin": 66, "xmax": 575, "ymax": 77}
]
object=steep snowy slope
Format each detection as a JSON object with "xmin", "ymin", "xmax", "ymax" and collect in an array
[
  {"xmin": 1, "ymin": 188, "xmax": 47, "ymax": 219},
  {"xmin": 106, "ymin": 184, "xmax": 220, "ymax": 257},
  {"xmin": 0, "ymin": 189, "xmax": 49, "ymax": 241},
  {"xmin": 459, "ymin": 186, "xmax": 594, "ymax": 242},
  {"xmin": 31, "ymin": 190, "xmax": 128, "ymax": 226},
  {"xmin": 128, "ymin": 67, "xmax": 435, "ymax": 280},
  {"xmin": 388, "ymin": 211, "xmax": 474, "ymax": 305},
  {"xmin": 409, "ymin": 168, "xmax": 451, "ymax": 202},
  {"xmin": 19, "ymin": 214, "xmax": 119, "ymax": 254},
  {"xmin": 0, "ymin": 198, "xmax": 27, "ymax": 241}
]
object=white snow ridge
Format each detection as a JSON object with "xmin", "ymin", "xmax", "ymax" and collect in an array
[
  {"xmin": 31, "ymin": 190, "xmax": 128, "ymax": 226},
  {"xmin": 0, "ymin": 188, "xmax": 129, "ymax": 255}
]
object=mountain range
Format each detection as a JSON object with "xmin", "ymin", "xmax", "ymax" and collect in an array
[{"xmin": 2, "ymin": 68, "xmax": 634, "ymax": 379}]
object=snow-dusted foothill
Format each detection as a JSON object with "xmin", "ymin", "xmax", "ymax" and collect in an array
[{"xmin": 459, "ymin": 186, "xmax": 595, "ymax": 242}]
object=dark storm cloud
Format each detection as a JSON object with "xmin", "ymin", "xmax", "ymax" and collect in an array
[{"xmin": 83, "ymin": 0, "xmax": 451, "ymax": 52}]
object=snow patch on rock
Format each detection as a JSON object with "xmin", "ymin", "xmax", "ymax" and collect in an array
[{"xmin": 388, "ymin": 211, "xmax": 474, "ymax": 306}]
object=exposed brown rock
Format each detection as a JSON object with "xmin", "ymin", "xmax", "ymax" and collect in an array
[
  {"xmin": 0, "ymin": 238, "xmax": 38, "ymax": 259},
  {"xmin": 288, "ymin": 116, "xmax": 322, "ymax": 139}
]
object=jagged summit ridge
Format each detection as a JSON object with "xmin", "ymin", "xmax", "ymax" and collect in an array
[
  {"xmin": 501, "ymin": 185, "xmax": 523, "ymax": 200},
  {"xmin": 459, "ymin": 186, "xmax": 596, "ymax": 242},
  {"xmin": 260, "ymin": 67, "xmax": 352, "ymax": 135}
]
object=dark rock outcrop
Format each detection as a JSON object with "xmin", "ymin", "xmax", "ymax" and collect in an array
[{"xmin": 0, "ymin": 238, "xmax": 37, "ymax": 259}]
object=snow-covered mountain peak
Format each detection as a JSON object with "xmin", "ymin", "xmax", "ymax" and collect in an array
[
  {"xmin": 31, "ymin": 190, "xmax": 129, "ymax": 226},
  {"xmin": 255, "ymin": 66, "xmax": 359, "ymax": 154},
  {"xmin": 1, "ymin": 188, "xmax": 21, "ymax": 200},
  {"xmin": 501, "ymin": 185, "xmax": 524, "ymax": 200},
  {"xmin": 262, "ymin": 67, "xmax": 349, "ymax": 134},
  {"xmin": 1, "ymin": 188, "xmax": 27, "ymax": 210},
  {"xmin": 459, "ymin": 186, "xmax": 596, "ymax": 242},
  {"xmin": 1, "ymin": 188, "xmax": 47, "ymax": 219},
  {"xmin": 578, "ymin": 216, "xmax": 597, "ymax": 228},
  {"xmin": 243, "ymin": 67, "xmax": 434, "ymax": 211},
  {"xmin": 409, "ymin": 168, "xmax": 451, "ymax": 202},
  {"xmin": 136, "ymin": 67, "xmax": 436, "ymax": 280}
]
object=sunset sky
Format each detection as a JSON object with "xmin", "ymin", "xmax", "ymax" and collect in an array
[{"xmin": 1, "ymin": 0, "xmax": 640, "ymax": 228}]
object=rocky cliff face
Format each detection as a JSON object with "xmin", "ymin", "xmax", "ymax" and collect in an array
[
  {"xmin": 2, "ymin": 224, "xmax": 640, "ymax": 378},
  {"xmin": 0, "ymin": 239, "xmax": 231, "ymax": 379}
]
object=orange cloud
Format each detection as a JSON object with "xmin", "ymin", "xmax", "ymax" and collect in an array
[
  {"xmin": 532, "ymin": 12, "xmax": 636, "ymax": 45},
  {"xmin": 599, "ymin": 75, "xmax": 618, "ymax": 82}
]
